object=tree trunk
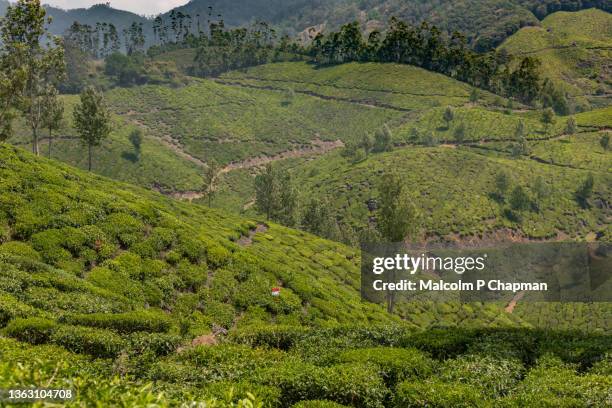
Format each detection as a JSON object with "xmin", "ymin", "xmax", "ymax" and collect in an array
[
  {"xmin": 88, "ymin": 144, "xmax": 93, "ymax": 171},
  {"xmin": 48, "ymin": 129, "xmax": 52, "ymax": 158},
  {"xmin": 32, "ymin": 127, "xmax": 39, "ymax": 156}
]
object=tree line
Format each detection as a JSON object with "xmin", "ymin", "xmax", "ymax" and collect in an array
[{"xmin": 309, "ymin": 19, "xmax": 543, "ymax": 105}]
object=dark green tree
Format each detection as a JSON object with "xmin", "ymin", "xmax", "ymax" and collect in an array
[
  {"xmin": 565, "ymin": 117, "xmax": 577, "ymax": 135},
  {"xmin": 255, "ymin": 164, "xmax": 277, "ymax": 220},
  {"xmin": 509, "ymin": 57, "xmax": 541, "ymax": 104},
  {"xmin": 514, "ymin": 120, "xmax": 526, "ymax": 140},
  {"xmin": 360, "ymin": 132, "xmax": 374, "ymax": 156},
  {"xmin": 73, "ymin": 86, "xmax": 111, "ymax": 171},
  {"xmin": 469, "ymin": 88, "xmax": 480, "ymax": 103},
  {"xmin": 575, "ymin": 174, "xmax": 594, "ymax": 208},
  {"xmin": 509, "ymin": 185, "xmax": 531, "ymax": 212},
  {"xmin": 373, "ymin": 124, "xmax": 393, "ymax": 153},
  {"xmin": 128, "ymin": 128, "xmax": 143, "ymax": 160},
  {"xmin": 254, "ymin": 164, "xmax": 297, "ymax": 225},
  {"xmin": 454, "ymin": 122, "xmax": 466, "ymax": 143},
  {"xmin": 443, "ymin": 106, "xmax": 454, "ymax": 129},
  {"xmin": 376, "ymin": 172, "xmax": 420, "ymax": 242},
  {"xmin": 495, "ymin": 171, "xmax": 510, "ymax": 201},
  {"xmin": 541, "ymin": 108, "xmax": 555, "ymax": 133},
  {"xmin": 600, "ymin": 133, "xmax": 610, "ymax": 150}
]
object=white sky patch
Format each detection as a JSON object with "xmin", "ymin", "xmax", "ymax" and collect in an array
[{"xmin": 43, "ymin": 0, "xmax": 189, "ymax": 16}]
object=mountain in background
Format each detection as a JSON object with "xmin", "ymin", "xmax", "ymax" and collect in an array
[
  {"xmin": 43, "ymin": 3, "xmax": 148, "ymax": 35},
  {"xmin": 2, "ymin": 0, "xmax": 610, "ymax": 50}
]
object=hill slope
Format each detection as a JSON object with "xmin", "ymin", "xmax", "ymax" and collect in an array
[
  {"xmin": 0, "ymin": 144, "xmax": 610, "ymax": 406},
  {"xmin": 499, "ymin": 8, "xmax": 612, "ymax": 107}
]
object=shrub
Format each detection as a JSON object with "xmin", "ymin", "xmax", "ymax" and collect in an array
[
  {"xmin": 60, "ymin": 310, "xmax": 171, "ymax": 334},
  {"xmin": 503, "ymin": 355, "xmax": 612, "ymax": 407},
  {"xmin": 536, "ymin": 331, "xmax": 612, "ymax": 368},
  {"xmin": 0, "ymin": 293, "xmax": 40, "ymax": 327},
  {"xmin": 99, "ymin": 213, "xmax": 145, "ymax": 248},
  {"xmin": 232, "ymin": 325, "xmax": 310, "ymax": 350},
  {"xmin": 0, "ymin": 242, "xmax": 42, "ymax": 262},
  {"xmin": 590, "ymin": 353, "xmax": 612, "ymax": 375},
  {"xmin": 393, "ymin": 379, "xmax": 485, "ymax": 407},
  {"xmin": 85, "ymin": 267, "xmax": 144, "ymax": 303},
  {"xmin": 201, "ymin": 381, "xmax": 281, "ymax": 407},
  {"xmin": 258, "ymin": 361, "xmax": 387, "ymax": 408},
  {"xmin": 176, "ymin": 235, "xmax": 206, "ymax": 264},
  {"xmin": 337, "ymin": 347, "xmax": 434, "ymax": 386},
  {"xmin": 176, "ymin": 260, "xmax": 208, "ymax": 290},
  {"xmin": 127, "ymin": 332, "xmax": 182, "ymax": 356},
  {"xmin": 438, "ymin": 354, "xmax": 524, "ymax": 397},
  {"xmin": 31, "ymin": 229, "xmax": 74, "ymax": 264},
  {"xmin": 205, "ymin": 240, "xmax": 231, "ymax": 267},
  {"xmin": 50, "ymin": 325, "xmax": 125, "ymax": 358},
  {"xmin": 181, "ymin": 344, "xmax": 287, "ymax": 382},
  {"xmin": 400, "ymin": 328, "xmax": 474, "ymax": 359},
  {"xmin": 4, "ymin": 317, "xmax": 57, "ymax": 344},
  {"xmin": 202, "ymin": 300, "xmax": 235, "ymax": 329},
  {"xmin": 102, "ymin": 252, "xmax": 143, "ymax": 279}
]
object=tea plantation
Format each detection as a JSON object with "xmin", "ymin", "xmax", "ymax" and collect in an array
[
  {"xmin": 499, "ymin": 8, "xmax": 611, "ymax": 107},
  {"xmin": 1, "ymin": 144, "xmax": 610, "ymax": 406}
]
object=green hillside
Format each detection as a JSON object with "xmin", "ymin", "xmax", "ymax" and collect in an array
[
  {"xmin": 217, "ymin": 138, "xmax": 611, "ymax": 240},
  {"xmin": 13, "ymin": 61, "xmax": 497, "ymax": 194},
  {"xmin": 8, "ymin": 95, "xmax": 205, "ymax": 194},
  {"xmin": 1, "ymin": 144, "xmax": 610, "ymax": 406},
  {"xmin": 10, "ymin": 60, "xmax": 609, "ymax": 243},
  {"xmin": 499, "ymin": 9, "xmax": 612, "ymax": 106}
]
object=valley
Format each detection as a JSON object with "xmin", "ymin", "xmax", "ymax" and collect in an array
[{"xmin": 0, "ymin": 1, "xmax": 610, "ymax": 406}]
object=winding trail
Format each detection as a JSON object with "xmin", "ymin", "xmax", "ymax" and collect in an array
[
  {"xmin": 154, "ymin": 138, "xmax": 344, "ymax": 201},
  {"xmin": 220, "ymin": 138, "xmax": 344, "ymax": 174},
  {"xmin": 505, "ymin": 291, "xmax": 526, "ymax": 314}
]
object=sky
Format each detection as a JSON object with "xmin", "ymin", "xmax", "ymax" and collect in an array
[{"xmin": 43, "ymin": 0, "xmax": 189, "ymax": 16}]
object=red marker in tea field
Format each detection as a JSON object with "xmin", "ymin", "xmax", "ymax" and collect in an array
[{"xmin": 271, "ymin": 287, "xmax": 281, "ymax": 297}]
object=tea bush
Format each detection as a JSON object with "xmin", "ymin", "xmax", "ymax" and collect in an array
[
  {"xmin": 501, "ymin": 355, "xmax": 612, "ymax": 407},
  {"xmin": 4, "ymin": 317, "xmax": 57, "ymax": 344},
  {"xmin": 336, "ymin": 347, "xmax": 434, "ymax": 386},
  {"xmin": 438, "ymin": 354, "xmax": 524, "ymax": 398},
  {"xmin": 0, "ymin": 241, "xmax": 41, "ymax": 261},
  {"xmin": 257, "ymin": 361, "xmax": 388, "ymax": 408},
  {"xmin": 60, "ymin": 309, "xmax": 171, "ymax": 334},
  {"xmin": 50, "ymin": 325, "xmax": 126, "ymax": 358},
  {"xmin": 0, "ymin": 292, "xmax": 41, "ymax": 326},
  {"xmin": 393, "ymin": 379, "xmax": 486, "ymax": 407}
]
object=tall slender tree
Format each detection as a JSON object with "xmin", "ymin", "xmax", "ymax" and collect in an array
[
  {"xmin": 0, "ymin": 0, "xmax": 64, "ymax": 155},
  {"xmin": 41, "ymin": 85, "xmax": 64, "ymax": 158},
  {"xmin": 202, "ymin": 159, "xmax": 220, "ymax": 208},
  {"xmin": 73, "ymin": 86, "xmax": 111, "ymax": 171}
]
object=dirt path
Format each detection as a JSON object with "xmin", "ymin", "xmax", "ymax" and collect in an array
[
  {"xmin": 158, "ymin": 135, "xmax": 209, "ymax": 168},
  {"xmin": 237, "ymin": 223, "xmax": 268, "ymax": 246},
  {"xmin": 505, "ymin": 291, "xmax": 526, "ymax": 313},
  {"xmin": 221, "ymin": 138, "xmax": 344, "ymax": 174},
  {"xmin": 154, "ymin": 138, "xmax": 344, "ymax": 202}
]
